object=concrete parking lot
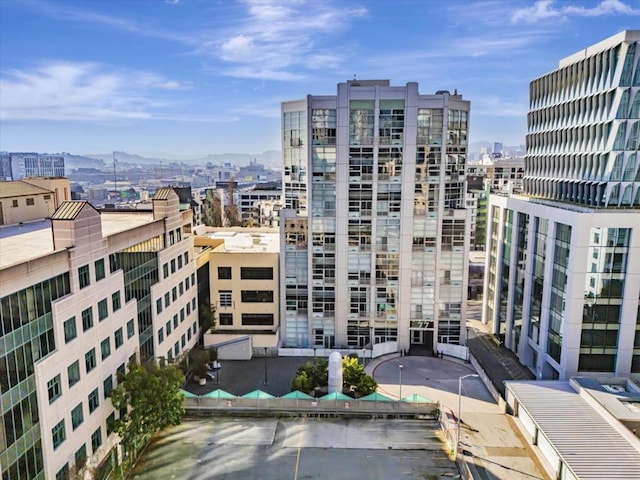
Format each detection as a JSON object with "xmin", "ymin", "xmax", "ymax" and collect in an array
[{"xmin": 131, "ymin": 416, "xmax": 458, "ymax": 480}]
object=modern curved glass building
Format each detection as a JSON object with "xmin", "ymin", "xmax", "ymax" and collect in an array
[{"xmin": 484, "ymin": 31, "xmax": 640, "ymax": 380}]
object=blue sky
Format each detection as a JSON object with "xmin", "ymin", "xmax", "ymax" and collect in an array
[{"xmin": 1, "ymin": 0, "xmax": 639, "ymax": 156}]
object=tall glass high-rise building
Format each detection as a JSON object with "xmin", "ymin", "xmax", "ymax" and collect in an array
[
  {"xmin": 484, "ymin": 31, "xmax": 640, "ymax": 380},
  {"xmin": 280, "ymin": 80, "xmax": 471, "ymax": 354}
]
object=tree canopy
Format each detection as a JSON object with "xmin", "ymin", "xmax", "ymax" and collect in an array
[
  {"xmin": 110, "ymin": 361, "xmax": 185, "ymax": 461},
  {"xmin": 290, "ymin": 356, "xmax": 377, "ymax": 396}
]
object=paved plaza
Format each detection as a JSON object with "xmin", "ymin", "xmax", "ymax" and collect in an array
[
  {"xmin": 143, "ymin": 349, "xmax": 549, "ymax": 480},
  {"xmin": 131, "ymin": 417, "xmax": 457, "ymax": 480}
]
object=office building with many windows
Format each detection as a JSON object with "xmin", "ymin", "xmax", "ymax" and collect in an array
[
  {"xmin": 483, "ymin": 31, "xmax": 640, "ymax": 380},
  {"xmin": 0, "ymin": 188, "xmax": 199, "ymax": 479},
  {"xmin": 280, "ymin": 80, "xmax": 471, "ymax": 353}
]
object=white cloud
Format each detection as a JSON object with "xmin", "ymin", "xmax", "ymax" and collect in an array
[
  {"xmin": 511, "ymin": 0, "xmax": 640, "ymax": 24},
  {"xmin": 0, "ymin": 62, "xmax": 187, "ymax": 121},
  {"xmin": 204, "ymin": 0, "xmax": 367, "ymax": 80}
]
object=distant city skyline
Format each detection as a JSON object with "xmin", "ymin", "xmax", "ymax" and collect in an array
[{"xmin": 1, "ymin": 0, "xmax": 639, "ymax": 155}]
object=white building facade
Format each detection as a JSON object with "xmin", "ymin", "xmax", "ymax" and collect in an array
[
  {"xmin": 281, "ymin": 80, "xmax": 471, "ymax": 353},
  {"xmin": 484, "ymin": 31, "xmax": 640, "ymax": 380},
  {"xmin": 0, "ymin": 188, "xmax": 199, "ymax": 479}
]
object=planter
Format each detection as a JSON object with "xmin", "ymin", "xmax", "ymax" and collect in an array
[
  {"xmin": 193, "ymin": 375, "xmax": 200, "ymax": 382},
  {"xmin": 199, "ymin": 377, "xmax": 206, "ymax": 386}
]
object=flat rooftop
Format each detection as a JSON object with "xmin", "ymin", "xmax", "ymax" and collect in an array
[
  {"xmin": 506, "ymin": 380, "xmax": 640, "ymax": 480},
  {"xmin": 206, "ymin": 230, "xmax": 279, "ymax": 253},
  {"xmin": 0, "ymin": 212, "xmax": 155, "ymax": 269}
]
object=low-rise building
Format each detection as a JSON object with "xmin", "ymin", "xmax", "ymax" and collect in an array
[{"xmin": 195, "ymin": 227, "xmax": 280, "ymax": 359}]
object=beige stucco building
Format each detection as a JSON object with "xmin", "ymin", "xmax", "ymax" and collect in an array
[
  {"xmin": 195, "ymin": 227, "xmax": 280, "ymax": 358},
  {"xmin": 0, "ymin": 178, "xmax": 72, "ymax": 226},
  {"xmin": 0, "ymin": 188, "xmax": 200, "ymax": 480}
]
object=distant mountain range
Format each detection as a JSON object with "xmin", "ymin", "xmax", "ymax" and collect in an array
[
  {"xmin": 21, "ymin": 143, "xmax": 523, "ymax": 172},
  {"xmin": 64, "ymin": 150, "xmax": 283, "ymax": 170}
]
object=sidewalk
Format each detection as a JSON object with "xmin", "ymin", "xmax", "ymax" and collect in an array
[{"xmin": 369, "ymin": 353, "xmax": 549, "ymax": 480}]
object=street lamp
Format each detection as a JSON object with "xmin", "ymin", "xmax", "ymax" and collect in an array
[
  {"xmin": 398, "ymin": 364, "xmax": 404, "ymax": 400},
  {"xmin": 263, "ymin": 347, "xmax": 268, "ymax": 386},
  {"xmin": 456, "ymin": 373, "xmax": 479, "ymax": 459}
]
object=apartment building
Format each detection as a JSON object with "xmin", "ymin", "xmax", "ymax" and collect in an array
[
  {"xmin": 238, "ymin": 188, "xmax": 282, "ymax": 225},
  {"xmin": 483, "ymin": 31, "xmax": 640, "ymax": 380},
  {"xmin": 0, "ymin": 153, "xmax": 65, "ymax": 180},
  {"xmin": 0, "ymin": 187, "xmax": 199, "ymax": 479},
  {"xmin": 196, "ymin": 228, "xmax": 280, "ymax": 357},
  {"xmin": 281, "ymin": 80, "xmax": 471, "ymax": 353}
]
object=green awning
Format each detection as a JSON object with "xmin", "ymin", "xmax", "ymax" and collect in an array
[
  {"xmin": 401, "ymin": 393, "xmax": 434, "ymax": 403},
  {"xmin": 180, "ymin": 389, "xmax": 199, "ymax": 398},
  {"xmin": 242, "ymin": 390, "xmax": 275, "ymax": 399},
  {"xmin": 360, "ymin": 392, "xmax": 394, "ymax": 402},
  {"xmin": 319, "ymin": 392, "xmax": 352, "ymax": 401},
  {"xmin": 201, "ymin": 389, "xmax": 236, "ymax": 399},
  {"xmin": 280, "ymin": 390, "xmax": 314, "ymax": 400}
]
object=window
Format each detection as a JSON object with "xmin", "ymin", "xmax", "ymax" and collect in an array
[
  {"xmin": 114, "ymin": 327, "xmax": 124, "ymax": 349},
  {"xmin": 112, "ymin": 291, "xmax": 121, "ymax": 311},
  {"xmin": 184, "ymin": 252, "xmax": 189, "ymax": 264},
  {"xmin": 166, "ymin": 321, "xmax": 172, "ymax": 335},
  {"xmin": 52, "ymin": 420, "xmax": 66, "ymax": 449},
  {"xmin": 98, "ymin": 299, "xmax": 108, "ymax": 321},
  {"xmin": 103, "ymin": 375, "xmax": 113, "ymax": 399},
  {"xmin": 101, "ymin": 338, "xmax": 111, "ymax": 360},
  {"xmin": 187, "ymin": 329, "xmax": 192, "ymax": 341},
  {"xmin": 186, "ymin": 302, "xmax": 191, "ymax": 315},
  {"xmin": 82, "ymin": 307, "xmax": 94, "ymax": 331},
  {"xmin": 106, "ymin": 412, "xmax": 116, "ymax": 435},
  {"xmin": 163, "ymin": 263, "xmax": 169, "ymax": 279},
  {"xmin": 180, "ymin": 309, "xmax": 185, "ymax": 323},
  {"xmin": 56, "ymin": 464, "xmax": 69, "ymax": 480},
  {"xmin": 192, "ymin": 297, "xmax": 196, "ymax": 310},
  {"xmin": 71, "ymin": 403, "xmax": 84, "ymax": 430},
  {"xmin": 75, "ymin": 445, "xmax": 87, "ymax": 469},
  {"xmin": 47, "ymin": 375, "xmax": 62, "ymax": 403},
  {"xmin": 64, "ymin": 317, "xmax": 77, "ymax": 343},
  {"xmin": 218, "ymin": 267, "xmax": 232, "ymax": 279},
  {"xmin": 241, "ymin": 290, "xmax": 274, "ymax": 303},
  {"xmin": 95, "ymin": 259, "xmax": 105, "ymax": 281},
  {"xmin": 79, "ymin": 265, "xmax": 90, "ymax": 289},
  {"xmin": 219, "ymin": 291, "xmax": 233, "ymax": 307},
  {"xmin": 219, "ymin": 313, "xmax": 233, "ymax": 326},
  {"xmin": 172, "ymin": 287, "xmax": 177, "ymax": 302},
  {"xmin": 68, "ymin": 361, "xmax": 80, "ymax": 388},
  {"xmin": 127, "ymin": 319, "xmax": 135, "ymax": 338},
  {"xmin": 85, "ymin": 349, "xmax": 96, "ymax": 373},
  {"xmin": 185, "ymin": 276, "xmax": 190, "ymax": 290},
  {"xmin": 171, "ymin": 259, "xmax": 176, "ymax": 273},
  {"xmin": 181, "ymin": 334, "xmax": 186, "ymax": 348},
  {"xmin": 12, "ymin": 199, "xmax": 18, "ymax": 207},
  {"xmin": 173, "ymin": 314, "xmax": 178, "ymax": 329},
  {"xmin": 178, "ymin": 255, "xmax": 183, "ymax": 269},
  {"xmin": 169, "ymin": 231, "xmax": 175, "ymax": 246},
  {"xmin": 88, "ymin": 388, "xmax": 100, "ymax": 413},
  {"xmin": 174, "ymin": 342, "xmax": 179, "ymax": 356},
  {"xmin": 156, "ymin": 299, "xmax": 163, "ymax": 314},
  {"xmin": 241, "ymin": 313, "xmax": 274, "ymax": 326},
  {"xmin": 91, "ymin": 427, "xmax": 102, "ymax": 453},
  {"xmin": 158, "ymin": 326, "xmax": 165, "ymax": 344},
  {"xmin": 165, "ymin": 292, "xmax": 170, "ymax": 307},
  {"xmin": 240, "ymin": 267, "xmax": 273, "ymax": 280},
  {"xmin": 26, "ymin": 197, "xmax": 35, "ymax": 206},
  {"xmin": 179, "ymin": 282, "xmax": 184, "ymax": 296}
]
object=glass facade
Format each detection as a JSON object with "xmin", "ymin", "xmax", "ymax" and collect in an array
[
  {"xmin": 511, "ymin": 213, "xmax": 529, "ymax": 352},
  {"xmin": 283, "ymin": 83, "xmax": 469, "ymax": 349},
  {"xmin": 497, "ymin": 210, "xmax": 513, "ymax": 341},
  {"xmin": 1, "ymin": 272, "xmax": 70, "ymax": 480},
  {"xmin": 529, "ymin": 218, "xmax": 548, "ymax": 344},
  {"xmin": 109, "ymin": 235, "xmax": 162, "ymax": 360},
  {"xmin": 580, "ymin": 228, "xmax": 629, "ymax": 372},
  {"xmin": 547, "ymin": 223, "xmax": 571, "ymax": 364}
]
